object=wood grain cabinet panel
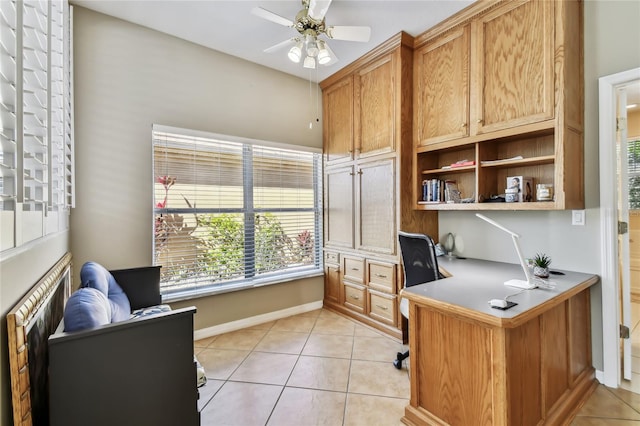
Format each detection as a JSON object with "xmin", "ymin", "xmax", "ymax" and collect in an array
[
  {"xmin": 323, "ymin": 76, "xmax": 354, "ymax": 165},
  {"xmin": 414, "ymin": 25, "xmax": 470, "ymax": 147},
  {"xmin": 474, "ymin": 0, "xmax": 554, "ymax": 134},
  {"xmin": 355, "ymin": 55, "xmax": 396, "ymax": 157}
]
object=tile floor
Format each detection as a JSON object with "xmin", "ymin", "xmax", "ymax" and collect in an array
[{"xmin": 194, "ymin": 308, "xmax": 640, "ymax": 425}]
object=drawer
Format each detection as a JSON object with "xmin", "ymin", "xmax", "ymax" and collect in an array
[
  {"xmin": 367, "ymin": 261, "xmax": 396, "ymax": 293},
  {"xmin": 368, "ymin": 289, "xmax": 397, "ymax": 326},
  {"xmin": 343, "ymin": 256, "xmax": 365, "ymax": 283},
  {"xmin": 325, "ymin": 251, "xmax": 340, "ymax": 266},
  {"xmin": 344, "ymin": 282, "xmax": 365, "ymax": 313}
]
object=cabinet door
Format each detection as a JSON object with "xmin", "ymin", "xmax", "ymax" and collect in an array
[
  {"xmin": 324, "ymin": 263, "xmax": 342, "ymax": 305},
  {"xmin": 324, "ymin": 165, "xmax": 354, "ymax": 249},
  {"xmin": 414, "ymin": 25, "xmax": 470, "ymax": 147},
  {"xmin": 354, "ymin": 53, "xmax": 396, "ymax": 158},
  {"xmin": 323, "ymin": 76, "xmax": 354, "ymax": 165},
  {"xmin": 356, "ymin": 158, "xmax": 396, "ymax": 255},
  {"xmin": 473, "ymin": 0, "xmax": 554, "ymax": 134}
]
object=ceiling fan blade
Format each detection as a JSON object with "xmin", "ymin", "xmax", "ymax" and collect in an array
[
  {"xmin": 251, "ymin": 7, "xmax": 293, "ymax": 27},
  {"xmin": 264, "ymin": 38, "xmax": 297, "ymax": 54},
  {"xmin": 308, "ymin": 0, "xmax": 333, "ymax": 21},
  {"xmin": 326, "ymin": 26, "xmax": 371, "ymax": 42}
]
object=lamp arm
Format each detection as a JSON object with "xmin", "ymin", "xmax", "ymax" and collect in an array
[{"xmin": 511, "ymin": 234, "xmax": 533, "ymax": 284}]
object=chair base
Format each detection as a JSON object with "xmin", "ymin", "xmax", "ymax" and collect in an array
[{"xmin": 393, "ymin": 350, "xmax": 409, "ymax": 369}]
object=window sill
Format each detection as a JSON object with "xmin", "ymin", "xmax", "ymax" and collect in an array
[{"xmin": 161, "ymin": 268, "xmax": 324, "ymax": 303}]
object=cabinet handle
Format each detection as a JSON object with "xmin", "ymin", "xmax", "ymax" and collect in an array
[
  {"xmin": 477, "ymin": 118, "xmax": 484, "ymax": 124},
  {"xmin": 375, "ymin": 273, "xmax": 387, "ymax": 278},
  {"xmin": 351, "ymin": 267, "xmax": 360, "ymax": 271},
  {"xmin": 376, "ymin": 304, "xmax": 388, "ymax": 310},
  {"xmin": 461, "ymin": 123, "xmax": 467, "ymax": 128},
  {"xmin": 357, "ymin": 169, "xmax": 363, "ymax": 175},
  {"xmin": 349, "ymin": 172, "xmax": 355, "ymax": 176},
  {"xmin": 350, "ymin": 294, "xmax": 360, "ymax": 300}
]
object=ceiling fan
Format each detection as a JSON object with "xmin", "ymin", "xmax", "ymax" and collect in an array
[{"xmin": 251, "ymin": 0, "xmax": 372, "ymax": 69}]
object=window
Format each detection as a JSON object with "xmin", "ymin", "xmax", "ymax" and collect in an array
[
  {"xmin": 153, "ymin": 125, "xmax": 323, "ymax": 301},
  {"xmin": 0, "ymin": 0, "xmax": 73, "ymax": 253},
  {"xmin": 628, "ymin": 138, "xmax": 640, "ymax": 209}
]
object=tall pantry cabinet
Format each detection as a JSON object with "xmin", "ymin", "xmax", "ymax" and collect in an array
[{"xmin": 321, "ymin": 32, "xmax": 438, "ymax": 340}]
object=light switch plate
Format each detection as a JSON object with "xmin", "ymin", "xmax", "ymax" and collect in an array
[{"xmin": 572, "ymin": 210, "xmax": 585, "ymax": 226}]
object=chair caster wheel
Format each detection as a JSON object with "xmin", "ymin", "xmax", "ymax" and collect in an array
[{"xmin": 393, "ymin": 359, "xmax": 402, "ymax": 369}]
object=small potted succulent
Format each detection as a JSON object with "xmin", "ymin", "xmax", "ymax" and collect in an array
[{"xmin": 532, "ymin": 253, "xmax": 551, "ymax": 278}]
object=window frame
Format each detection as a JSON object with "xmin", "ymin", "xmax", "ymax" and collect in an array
[{"xmin": 152, "ymin": 124, "xmax": 323, "ymax": 302}]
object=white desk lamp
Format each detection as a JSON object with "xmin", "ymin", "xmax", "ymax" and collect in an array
[{"xmin": 475, "ymin": 213, "xmax": 536, "ymax": 289}]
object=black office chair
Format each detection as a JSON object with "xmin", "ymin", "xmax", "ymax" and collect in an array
[{"xmin": 394, "ymin": 231, "xmax": 441, "ymax": 369}]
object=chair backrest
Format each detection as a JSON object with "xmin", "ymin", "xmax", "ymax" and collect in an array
[{"xmin": 398, "ymin": 231, "xmax": 440, "ymax": 288}]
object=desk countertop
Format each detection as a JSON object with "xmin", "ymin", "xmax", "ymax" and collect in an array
[{"xmin": 401, "ymin": 256, "xmax": 599, "ymax": 328}]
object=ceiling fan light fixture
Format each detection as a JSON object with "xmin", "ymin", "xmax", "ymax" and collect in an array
[
  {"xmin": 303, "ymin": 55, "xmax": 316, "ymax": 69},
  {"xmin": 317, "ymin": 40, "xmax": 331, "ymax": 65},
  {"xmin": 288, "ymin": 41, "xmax": 303, "ymax": 63},
  {"xmin": 305, "ymin": 33, "xmax": 319, "ymax": 57}
]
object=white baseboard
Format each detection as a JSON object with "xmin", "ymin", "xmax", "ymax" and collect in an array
[{"xmin": 194, "ymin": 300, "xmax": 324, "ymax": 341}]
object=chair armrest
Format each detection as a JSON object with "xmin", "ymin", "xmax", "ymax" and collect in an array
[{"xmin": 109, "ymin": 266, "xmax": 162, "ymax": 310}]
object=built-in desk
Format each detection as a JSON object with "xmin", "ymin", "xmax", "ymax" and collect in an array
[{"xmin": 401, "ymin": 257, "xmax": 599, "ymax": 426}]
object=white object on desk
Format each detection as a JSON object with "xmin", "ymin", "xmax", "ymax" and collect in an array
[{"xmin": 475, "ymin": 213, "xmax": 536, "ymax": 289}]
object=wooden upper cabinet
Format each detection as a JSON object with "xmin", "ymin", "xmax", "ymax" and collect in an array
[
  {"xmin": 354, "ymin": 53, "xmax": 396, "ymax": 158},
  {"xmin": 414, "ymin": 25, "xmax": 470, "ymax": 148},
  {"xmin": 323, "ymin": 76, "xmax": 354, "ymax": 165},
  {"xmin": 473, "ymin": 0, "xmax": 554, "ymax": 134}
]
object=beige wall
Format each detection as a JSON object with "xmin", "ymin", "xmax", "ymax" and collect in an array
[{"xmin": 70, "ymin": 4, "xmax": 324, "ymax": 332}]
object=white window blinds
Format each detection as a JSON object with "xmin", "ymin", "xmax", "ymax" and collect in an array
[
  {"xmin": 0, "ymin": 0, "xmax": 73, "ymax": 252},
  {"xmin": 153, "ymin": 126, "xmax": 323, "ymax": 301}
]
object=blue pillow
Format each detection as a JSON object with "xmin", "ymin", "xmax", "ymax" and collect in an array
[
  {"xmin": 80, "ymin": 261, "xmax": 131, "ymax": 322},
  {"xmin": 63, "ymin": 287, "xmax": 111, "ymax": 332}
]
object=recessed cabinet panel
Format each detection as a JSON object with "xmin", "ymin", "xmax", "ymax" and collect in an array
[
  {"xmin": 368, "ymin": 289, "xmax": 397, "ymax": 326},
  {"xmin": 342, "ymin": 255, "xmax": 365, "ymax": 284},
  {"xmin": 367, "ymin": 260, "xmax": 396, "ymax": 293},
  {"xmin": 357, "ymin": 158, "xmax": 396, "ymax": 255},
  {"xmin": 323, "ymin": 76, "xmax": 354, "ymax": 165},
  {"xmin": 355, "ymin": 54, "xmax": 395, "ymax": 157},
  {"xmin": 344, "ymin": 282, "xmax": 366, "ymax": 313},
  {"xmin": 325, "ymin": 165, "xmax": 354, "ymax": 248},
  {"xmin": 324, "ymin": 264, "xmax": 341, "ymax": 305},
  {"xmin": 474, "ymin": 0, "xmax": 554, "ymax": 134},
  {"xmin": 415, "ymin": 25, "xmax": 470, "ymax": 147}
]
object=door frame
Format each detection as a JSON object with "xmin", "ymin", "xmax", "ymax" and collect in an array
[{"xmin": 599, "ymin": 67, "xmax": 640, "ymax": 388}]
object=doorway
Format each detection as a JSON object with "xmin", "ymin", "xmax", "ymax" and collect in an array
[{"xmin": 599, "ymin": 68, "xmax": 640, "ymax": 390}]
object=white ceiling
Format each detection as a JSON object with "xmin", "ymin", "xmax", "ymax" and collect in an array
[{"xmin": 70, "ymin": 0, "xmax": 475, "ymax": 83}]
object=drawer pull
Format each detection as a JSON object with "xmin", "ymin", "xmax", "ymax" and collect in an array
[
  {"xmin": 349, "ymin": 294, "xmax": 360, "ymax": 300},
  {"xmin": 351, "ymin": 267, "xmax": 360, "ymax": 271},
  {"xmin": 374, "ymin": 273, "xmax": 387, "ymax": 278},
  {"xmin": 376, "ymin": 304, "xmax": 388, "ymax": 310}
]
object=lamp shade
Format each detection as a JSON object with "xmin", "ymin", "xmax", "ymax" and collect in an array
[
  {"xmin": 288, "ymin": 42, "xmax": 302, "ymax": 63},
  {"xmin": 303, "ymin": 56, "xmax": 316, "ymax": 69}
]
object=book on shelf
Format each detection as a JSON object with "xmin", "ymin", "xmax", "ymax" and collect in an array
[
  {"xmin": 422, "ymin": 179, "xmax": 461, "ymax": 203},
  {"xmin": 480, "ymin": 155, "xmax": 524, "ymax": 166},
  {"xmin": 450, "ymin": 160, "xmax": 475, "ymax": 168}
]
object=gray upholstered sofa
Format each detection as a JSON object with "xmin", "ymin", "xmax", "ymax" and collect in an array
[{"xmin": 48, "ymin": 263, "xmax": 200, "ymax": 426}]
